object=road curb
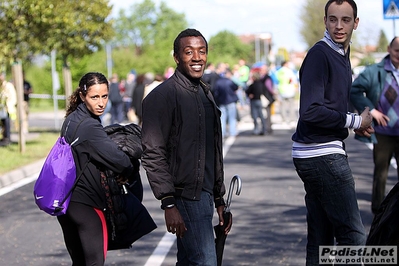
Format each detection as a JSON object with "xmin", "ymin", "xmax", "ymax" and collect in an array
[{"xmin": 0, "ymin": 158, "xmax": 45, "ymax": 189}]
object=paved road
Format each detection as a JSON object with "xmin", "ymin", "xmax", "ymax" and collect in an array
[{"xmin": 0, "ymin": 108, "xmax": 398, "ymax": 265}]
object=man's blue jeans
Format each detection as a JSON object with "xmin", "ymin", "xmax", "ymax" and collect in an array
[
  {"xmin": 175, "ymin": 191, "xmax": 217, "ymax": 266},
  {"xmin": 110, "ymin": 102, "xmax": 124, "ymax": 124},
  {"xmin": 249, "ymin": 99, "xmax": 266, "ymax": 134},
  {"xmin": 220, "ymin": 102, "xmax": 237, "ymax": 138},
  {"xmin": 293, "ymin": 154, "xmax": 366, "ymax": 266}
]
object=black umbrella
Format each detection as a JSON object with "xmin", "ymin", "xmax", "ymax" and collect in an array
[{"xmin": 214, "ymin": 175, "xmax": 242, "ymax": 266}]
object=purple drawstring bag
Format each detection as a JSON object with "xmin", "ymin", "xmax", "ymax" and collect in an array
[
  {"xmin": 33, "ymin": 136, "xmax": 77, "ymax": 216},
  {"xmin": 33, "ymin": 118, "xmax": 88, "ymax": 216}
]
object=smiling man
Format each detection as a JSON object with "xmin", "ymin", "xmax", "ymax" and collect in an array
[
  {"xmin": 291, "ymin": 1, "xmax": 374, "ymax": 265},
  {"xmin": 141, "ymin": 28, "xmax": 231, "ymax": 265}
]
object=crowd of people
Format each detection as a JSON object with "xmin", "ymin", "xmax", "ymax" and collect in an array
[
  {"xmin": 116, "ymin": 63, "xmax": 298, "ymax": 139},
  {"xmin": 0, "ymin": 50, "xmax": 300, "ymax": 147},
  {"xmin": 97, "ymin": 54, "xmax": 300, "ymax": 139}
]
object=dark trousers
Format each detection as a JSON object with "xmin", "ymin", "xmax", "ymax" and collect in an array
[
  {"xmin": 372, "ymin": 133, "xmax": 399, "ymax": 213},
  {"xmin": 1, "ymin": 115, "xmax": 10, "ymax": 140},
  {"xmin": 110, "ymin": 102, "xmax": 124, "ymax": 124},
  {"xmin": 57, "ymin": 202, "xmax": 108, "ymax": 265},
  {"xmin": 294, "ymin": 154, "xmax": 366, "ymax": 265}
]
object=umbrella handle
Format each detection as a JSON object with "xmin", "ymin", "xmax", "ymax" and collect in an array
[{"xmin": 225, "ymin": 175, "xmax": 242, "ymax": 212}]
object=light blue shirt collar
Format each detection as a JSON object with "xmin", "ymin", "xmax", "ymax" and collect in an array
[{"xmin": 321, "ymin": 30, "xmax": 346, "ymax": 56}]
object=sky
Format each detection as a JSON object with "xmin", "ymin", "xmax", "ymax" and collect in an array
[{"xmin": 109, "ymin": 0, "xmax": 398, "ymax": 53}]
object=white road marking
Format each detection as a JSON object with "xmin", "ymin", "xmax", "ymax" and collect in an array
[{"xmin": 0, "ymin": 173, "xmax": 38, "ymax": 197}]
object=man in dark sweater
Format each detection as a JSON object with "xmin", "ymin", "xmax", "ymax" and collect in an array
[{"xmin": 291, "ymin": 0, "xmax": 373, "ymax": 265}]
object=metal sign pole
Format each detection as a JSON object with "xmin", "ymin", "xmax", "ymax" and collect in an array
[{"xmin": 12, "ymin": 63, "xmax": 25, "ymax": 153}]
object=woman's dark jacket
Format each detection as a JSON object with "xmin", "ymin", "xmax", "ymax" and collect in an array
[
  {"xmin": 61, "ymin": 103, "xmax": 133, "ymax": 210},
  {"xmin": 141, "ymin": 69, "xmax": 226, "ymax": 209}
]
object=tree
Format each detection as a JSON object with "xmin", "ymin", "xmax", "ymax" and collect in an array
[
  {"xmin": 144, "ymin": 1, "xmax": 188, "ymax": 73},
  {"xmin": 0, "ymin": 0, "xmax": 113, "ymax": 68},
  {"xmin": 113, "ymin": 0, "xmax": 156, "ymax": 52},
  {"xmin": 208, "ymin": 31, "xmax": 252, "ymax": 67},
  {"xmin": 376, "ymin": 30, "xmax": 389, "ymax": 52},
  {"xmin": 54, "ymin": 1, "xmax": 113, "ymax": 66},
  {"xmin": 299, "ymin": 0, "xmax": 326, "ymax": 50},
  {"xmin": 0, "ymin": 0, "xmax": 44, "ymax": 68},
  {"xmin": 0, "ymin": 0, "xmax": 114, "ymax": 105},
  {"xmin": 112, "ymin": 0, "xmax": 188, "ymax": 75}
]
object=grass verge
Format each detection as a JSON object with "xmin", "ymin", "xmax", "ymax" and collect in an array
[{"xmin": 0, "ymin": 131, "xmax": 59, "ymax": 175}]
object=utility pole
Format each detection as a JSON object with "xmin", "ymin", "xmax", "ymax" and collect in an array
[
  {"xmin": 12, "ymin": 63, "xmax": 25, "ymax": 153},
  {"xmin": 106, "ymin": 43, "xmax": 112, "ymax": 79},
  {"xmin": 51, "ymin": 50, "xmax": 60, "ymax": 130}
]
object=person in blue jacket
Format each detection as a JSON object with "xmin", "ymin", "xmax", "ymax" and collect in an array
[
  {"xmin": 213, "ymin": 68, "xmax": 239, "ymax": 138},
  {"xmin": 291, "ymin": 0, "xmax": 373, "ymax": 264},
  {"xmin": 351, "ymin": 37, "xmax": 399, "ymax": 214}
]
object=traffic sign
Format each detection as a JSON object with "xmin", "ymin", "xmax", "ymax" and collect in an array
[{"xmin": 384, "ymin": 0, "xmax": 399, "ymax": 19}]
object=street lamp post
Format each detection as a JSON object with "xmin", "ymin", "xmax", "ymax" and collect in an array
[
  {"xmin": 255, "ymin": 35, "xmax": 261, "ymax": 63},
  {"xmin": 259, "ymin": 33, "xmax": 272, "ymax": 64},
  {"xmin": 255, "ymin": 33, "xmax": 272, "ymax": 64}
]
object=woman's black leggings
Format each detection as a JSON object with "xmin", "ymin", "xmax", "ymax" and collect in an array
[{"xmin": 57, "ymin": 202, "xmax": 108, "ymax": 266}]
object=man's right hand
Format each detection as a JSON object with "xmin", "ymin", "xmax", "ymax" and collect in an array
[
  {"xmin": 355, "ymin": 107, "xmax": 374, "ymax": 137},
  {"xmin": 165, "ymin": 207, "xmax": 187, "ymax": 238},
  {"xmin": 359, "ymin": 107, "xmax": 373, "ymax": 130}
]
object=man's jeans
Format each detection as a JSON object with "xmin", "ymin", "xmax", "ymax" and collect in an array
[
  {"xmin": 280, "ymin": 96, "xmax": 296, "ymax": 123},
  {"xmin": 249, "ymin": 99, "xmax": 266, "ymax": 134},
  {"xmin": 175, "ymin": 191, "xmax": 217, "ymax": 266},
  {"xmin": 110, "ymin": 102, "xmax": 124, "ymax": 124},
  {"xmin": 372, "ymin": 133, "xmax": 399, "ymax": 213},
  {"xmin": 293, "ymin": 154, "xmax": 366, "ymax": 266},
  {"xmin": 220, "ymin": 102, "xmax": 237, "ymax": 138}
]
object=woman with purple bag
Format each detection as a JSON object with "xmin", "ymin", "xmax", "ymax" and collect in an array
[{"xmin": 57, "ymin": 72, "xmax": 133, "ymax": 265}]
